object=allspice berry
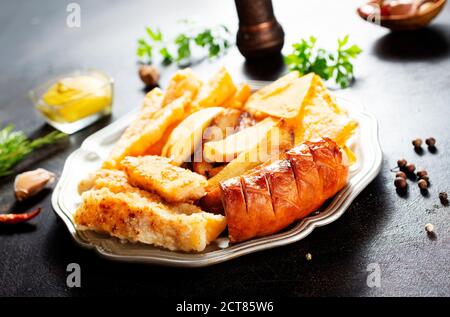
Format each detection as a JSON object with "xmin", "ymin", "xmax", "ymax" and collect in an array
[
  {"xmin": 412, "ymin": 138, "xmax": 422, "ymax": 148},
  {"xmin": 138, "ymin": 64, "xmax": 160, "ymax": 87},
  {"xmin": 416, "ymin": 170, "xmax": 428, "ymax": 179},
  {"xmin": 395, "ymin": 171, "xmax": 407, "ymax": 179},
  {"xmin": 425, "ymin": 137, "xmax": 436, "ymax": 147},
  {"xmin": 397, "ymin": 159, "xmax": 407, "ymax": 169},
  {"xmin": 439, "ymin": 192, "xmax": 449, "ymax": 205},
  {"xmin": 405, "ymin": 163, "xmax": 416, "ymax": 173},
  {"xmin": 418, "ymin": 179, "xmax": 428, "ymax": 190},
  {"xmin": 394, "ymin": 177, "xmax": 407, "ymax": 189},
  {"xmin": 420, "ymin": 175, "xmax": 430, "ymax": 184}
]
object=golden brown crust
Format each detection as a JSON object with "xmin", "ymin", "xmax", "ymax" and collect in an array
[
  {"xmin": 74, "ymin": 187, "xmax": 226, "ymax": 252},
  {"xmin": 119, "ymin": 155, "xmax": 207, "ymax": 203}
]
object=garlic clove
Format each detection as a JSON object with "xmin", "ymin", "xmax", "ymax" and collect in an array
[{"xmin": 14, "ymin": 168, "xmax": 56, "ymax": 201}]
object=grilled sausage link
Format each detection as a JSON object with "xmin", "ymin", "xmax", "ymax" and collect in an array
[{"xmin": 220, "ymin": 138, "xmax": 349, "ymax": 243}]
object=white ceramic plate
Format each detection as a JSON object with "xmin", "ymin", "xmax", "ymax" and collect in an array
[{"xmin": 52, "ymin": 96, "xmax": 382, "ymax": 267}]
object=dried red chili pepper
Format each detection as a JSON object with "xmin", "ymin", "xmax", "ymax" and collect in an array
[{"xmin": 0, "ymin": 208, "xmax": 41, "ymax": 224}]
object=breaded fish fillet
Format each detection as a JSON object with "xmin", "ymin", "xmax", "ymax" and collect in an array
[
  {"xmin": 77, "ymin": 168, "xmax": 203, "ymax": 215},
  {"xmin": 120, "ymin": 156, "xmax": 207, "ymax": 203},
  {"xmin": 74, "ymin": 187, "xmax": 226, "ymax": 252},
  {"xmin": 78, "ymin": 169, "xmax": 132, "ymax": 194},
  {"xmin": 76, "ymin": 169, "xmax": 225, "ymax": 251}
]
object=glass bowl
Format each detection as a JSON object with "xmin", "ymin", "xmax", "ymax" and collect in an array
[{"xmin": 30, "ymin": 69, "xmax": 114, "ymax": 134}]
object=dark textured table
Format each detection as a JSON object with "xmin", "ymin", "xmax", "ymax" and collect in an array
[{"xmin": 1, "ymin": 0, "xmax": 450, "ymax": 297}]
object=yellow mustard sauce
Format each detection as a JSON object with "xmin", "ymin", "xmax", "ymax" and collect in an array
[{"xmin": 37, "ymin": 75, "xmax": 112, "ymax": 123}]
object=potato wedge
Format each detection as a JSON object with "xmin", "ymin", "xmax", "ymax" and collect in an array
[
  {"xmin": 143, "ymin": 121, "xmax": 177, "ymax": 156},
  {"xmin": 192, "ymin": 67, "xmax": 237, "ymax": 110},
  {"xmin": 222, "ymin": 83, "xmax": 251, "ymax": 109},
  {"xmin": 162, "ymin": 68, "xmax": 203, "ymax": 106},
  {"xmin": 206, "ymin": 120, "xmax": 294, "ymax": 191},
  {"xmin": 203, "ymin": 117, "xmax": 278, "ymax": 163},
  {"xmin": 292, "ymin": 76, "xmax": 358, "ymax": 147},
  {"xmin": 162, "ymin": 107, "xmax": 224, "ymax": 165},
  {"xmin": 142, "ymin": 87, "xmax": 165, "ymax": 112},
  {"xmin": 103, "ymin": 91, "xmax": 190, "ymax": 168},
  {"xmin": 244, "ymin": 72, "xmax": 315, "ymax": 119}
]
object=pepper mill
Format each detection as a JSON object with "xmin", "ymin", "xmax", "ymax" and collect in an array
[{"xmin": 234, "ymin": 0, "xmax": 285, "ymax": 59}]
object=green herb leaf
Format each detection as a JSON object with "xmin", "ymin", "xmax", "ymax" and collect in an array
[
  {"xmin": 194, "ymin": 29, "xmax": 214, "ymax": 47},
  {"xmin": 146, "ymin": 27, "xmax": 163, "ymax": 42},
  {"xmin": 175, "ymin": 33, "xmax": 191, "ymax": 62},
  {"xmin": 159, "ymin": 47, "xmax": 173, "ymax": 65},
  {"xmin": 137, "ymin": 38, "xmax": 153, "ymax": 62},
  {"xmin": 136, "ymin": 22, "xmax": 231, "ymax": 66},
  {"xmin": 0, "ymin": 125, "xmax": 67, "ymax": 177},
  {"xmin": 285, "ymin": 35, "xmax": 362, "ymax": 88}
]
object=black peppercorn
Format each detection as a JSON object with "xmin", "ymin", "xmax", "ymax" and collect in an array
[
  {"xmin": 397, "ymin": 159, "xmax": 407, "ymax": 169},
  {"xmin": 418, "ymin": 179, "xmax": 428, "ymax": 190},
  {"xmin": 394, "ymin": 177, "xmax": 407, "ymax": 189},
  {"xmin": 412, "ymin": 138, "xmax": 423, "ymax": 148},
  {"xmin": 425, "ymin": 137, "xmax": 436, "ymax": 147},
  {"xmin": 396, "ymin": 171, "xmax": 407, "ymax": 179}
]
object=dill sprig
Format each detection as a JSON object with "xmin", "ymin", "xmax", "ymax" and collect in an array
[{"xmin": 0, "ymin": 124, "xmax": 67, "ymax": 177}]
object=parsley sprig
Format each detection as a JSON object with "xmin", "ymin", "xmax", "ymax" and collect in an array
[
  {"xmin": 137, "ymin": 23, "xmax": 231, "ymax": 66},
  {"xmin": 0, "ymin": 124, "xmax": 67, "ymax": 177},
  {"xmin": 285, "ymin": 36, "xmax": 362, "ymax": 88}
]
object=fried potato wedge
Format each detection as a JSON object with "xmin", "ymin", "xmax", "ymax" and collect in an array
[
  {"xmin": 142, "ymin": 121, "xmax": 178, "ymax": 156},
  {"xmin": 103, "ymin": 92, "xmax": 191, "ymax": 169},
  {"xmin": 292, "ymin": 76, "xmax": 358, "ymax": 148},
  {"xmin": 162, "ymin": 107, "xmax": 224, "ymax": 165},
  {"xmin": 203, "ymin": 117, "xmax": 278, "ymax": 163},
  {"xmin": 120, "ymin": 155, "xmax": 207, "ymax": 203},
  {"xmin": 206, "ymin": 120, "xmax": 294, "ymax": 191},
  {"xmin": 222, "ymin": 83, "xmax": 251, "ymax": 109},
  {"xmin": 244, "ymin": 72, "xmax": 315, "ymax": 119},
  {"xmin": 162, "ymin": 68, "xmax": 203, "ymax": 106},
  {"xmin": 192, "ymin": 67, "xmax": 237, "ymax": 110}
]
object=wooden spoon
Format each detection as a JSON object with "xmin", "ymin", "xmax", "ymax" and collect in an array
[{"xmin": 357, "ymin": 0, "xmax": 447, "ymax": 31}]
